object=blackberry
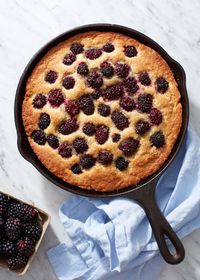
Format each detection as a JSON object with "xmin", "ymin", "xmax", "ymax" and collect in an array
[
  {"xmin": 80, "ymin": 154, "xmax": 96, "ymax": 169},
  {"xmin": 98, "ymin": 104, "xmax": 111, "ymax": 117},
  {"xmin": 62, "ymin": 76, "xmax": 75, "ymax": 89},
  {"xmin": 47, "ymin": 134, "xmax": 59, "ymax": 149},
  {"xmin": 123, "ymin": 77, "xmax": 139, "ymax": 94},
  {"xmin": 58, "ymin": 119, "xmax": 79, "ymax": 135},
  {"xmin": 111, "ymin": 110, "xmax": 129, "ymax": 130},
  {"xmin": 8, "ymin": 202, "xmax": 38, "ymax": 222},
  {"xmin": 82, "ymin": 122, "xmax": 95, "ymax": 136},
  {"xmin": 124, "ymin": 45, "xmax": 137, "ymax": 57},
  {"xmin": 2, "ymin": 240, "xmax": 16, "ymax": 257},
  {"xmin": 102, "ymin": 43, "xmax": 114, "ymax": 53},
  {"xmin": 0, "ymin": 216, "xmax": 5, "ymax": 239},
  {"xmin": 120, "ymin": 96, "xmax": 135, "ymax": 111},
  {"xmin": 58, "ymin": 143, "xmax": 72, "ymax": 158},
  {"xmin": 78, "ymin": 94, "xmax": 94, "ymax": 115},
  {"xmin": 135, "ymin": 120, "xmax": 150, "ymax": 135},
  {"xmin": 32, "ymin": 94, "xmax": 47, "ymax": 109},
  {"xmin": 115, "ymin": 63, "xmax": 130, "ymax": 78},
  {"xmin": 38, "ymin": 113, "xmax": 50, "ymax": 130},
  {"xmin": 87, "ymin": 72, "xmax": 103, "ymax": 89},
  {"xmin": 103, "ymin": 83, "xmax": 124, "ymax": 101},
  {"xmin": 97, "ymin": 150, "xmax": 113, "ymax": 165},
  {"xmin": 77, "ymin": 62, "xmax": 89, "ymax": 76},
  {"xmin": 73, "ymin": 138, "xmax": 88, "ymax": 154},
  {"xmin": 95, "ymin": 125, "xmax": 109, "ymax": 145},
  {"xmin": 5, "ymin": 218, "xmax": 22, "ymax": 241},
  {"xmin": 85, "ymin": 48, "xmax": 102, "ymax": 60},
  {"xmin": 24, "ymin": 222, "xmax": 42, "ymax": 242},
  {"xmin": 63, "ymin": 53, "xmax": 76, "ymax": 65},
  {"xmin": 115, "ymin": 157, "xmax": 129, "ymax": 171},
  {"xmin": 150, "ymin": 131, "xmax": 165, "ymax": 148},
  {"xmin": 100, "ymin": 62, "xmax": 114, "ymax": 78},
  {"xmin": 7, "ymin": 254, "xmax": 28, "ymax": 270},
  {"xmin": 91, "ymin": 89, "xmax": 102, "ymax": 100},
  {"xmin": 17, "ymin": 237, "xmax": 34, "ymax": 257},
  {"xmin": 0, "ymin": 193, "xmax": 9, "ymax": 215},
  {"xmin": 149, "ymin": 108, "xmax": 163, "ymax": 125},
  {"xmin": 48, "ymin": 89, "xmax": 65, "ymax": 107},
  {"xmin": 112, "ymin": 133, "xmax": 121, "ymax": 143},
  {"xmin": 71, "ymin": 163, "xmax": 82, "ymax": 174},
  {"xmin": 31, "ymin": 130, "xmax": 46, "ymax": 145},
  {"xmin": 65, "ymin": 100, "xmax": 80, "ymax": 117},
  {"xmin": 137, "ymin": 94, "xmax": 153, "ymax": 113},
  {"xmin": 70, "ymin": 43, "xmax": 84, "ymax": 55},
  {"xmin": 155, "ymin": 77, "xmax": 169, "ymax": 93},
  {"xmin": 119, "ymin": 138, "xmax": 139, "ymax": 157},
  {"xmin": 45, "ymin": 70, "xmax": 58, "ymax": 84},
  {"xmin": 139, "ymin": 72, "xmax": 151, "ymax": 86}
]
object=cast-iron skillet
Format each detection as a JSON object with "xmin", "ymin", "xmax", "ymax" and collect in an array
[{"xmin": 15, "ymin": 24, "xmax": 189, "ymax": 265}]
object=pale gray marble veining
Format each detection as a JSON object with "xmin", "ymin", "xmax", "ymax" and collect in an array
[{"xmin": 0, "ymin": 0, "xmax": 200, "ymax": 279}]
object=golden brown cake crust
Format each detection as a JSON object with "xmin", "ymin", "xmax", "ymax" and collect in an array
[{"xmin": 22, "ymin": 31, "xmax": 182, "ymax": 192}]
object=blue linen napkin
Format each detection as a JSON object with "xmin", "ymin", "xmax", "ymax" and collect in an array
[{"xmin": 47, "ymin": 126, "xmax": 200, "ymax": 280}]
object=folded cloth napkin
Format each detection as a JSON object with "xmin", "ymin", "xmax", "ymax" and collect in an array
[{"xmin": 47, "ymin": 126, "xmax": 200, "ymax": 280}]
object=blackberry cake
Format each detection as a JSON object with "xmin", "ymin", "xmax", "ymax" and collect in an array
[{"xmin": 22, "ymin": 32, "xmax": 182, "ymax": 192}]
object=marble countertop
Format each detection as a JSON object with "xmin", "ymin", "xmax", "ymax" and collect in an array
[{"xmin": 0, "ymin": 0, "xmax": 200, "ymax": 279}]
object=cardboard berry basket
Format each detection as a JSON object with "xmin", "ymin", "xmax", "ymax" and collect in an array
[{"xmin": 0, "ymin": 190, "xmax": 50, "ymax": 275}]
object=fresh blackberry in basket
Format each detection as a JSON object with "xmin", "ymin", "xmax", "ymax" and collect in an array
[
  {"xmin": 7, "ymin": 254, "xmax": 28, "ymax": 270},
  {"xmin": 0, "ymin": 193, "xmax": 9, "ymax": 215},
  {"xmin": 7, "ymin": 202, "xmax": 38, "ymax": 222},
  {"xmin": 17, "ymin": 237, "xmax": 34, "ymax": 257},
  {"xmin": 2, "ymin": 240, "xmax": 17, "ymax": 257},
  {"xmin": 24, "ymin": 222, "xmax": 42, "ymax": 242},
  {"xmin": 0, "ymin": 216, "xmax": 5, "ymax": 239},
  {"xmin": 5, "ymin": 217, "xmax": 22, "ymax": 241}
]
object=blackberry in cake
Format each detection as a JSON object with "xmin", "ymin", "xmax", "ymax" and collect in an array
[{"xmin": 22, "ymin": 31, "xmax": 182, "ymax": 192}]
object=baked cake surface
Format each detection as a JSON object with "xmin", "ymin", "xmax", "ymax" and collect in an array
[{"xmin": 22, "ymin": 31, "xmax": 182, "ymax": 192}]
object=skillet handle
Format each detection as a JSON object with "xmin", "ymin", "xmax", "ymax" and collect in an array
[{"xmin": 126, "ymin": 182, "xmax": 185, "ymax": 264}]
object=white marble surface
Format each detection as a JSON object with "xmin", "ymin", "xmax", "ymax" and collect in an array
[{"xmin": 0, "ymin": 0, "xmax": 200, "ymax": 279}]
